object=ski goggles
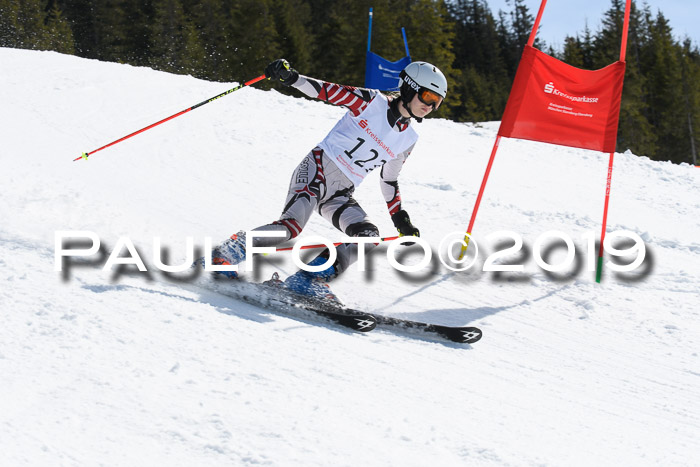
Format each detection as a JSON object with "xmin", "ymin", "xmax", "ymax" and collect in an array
[{"xmin": 417, "ymin": 88, "xmax": 443, "ymax": 109}]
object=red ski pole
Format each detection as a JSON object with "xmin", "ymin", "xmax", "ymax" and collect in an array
[
  {"xmin": 273, "ymin": 236, "xmax": 400, "ymax": 252},
  {"xmin": 74, "ymin": 74, "xmax": 267, "ymax": 161}
]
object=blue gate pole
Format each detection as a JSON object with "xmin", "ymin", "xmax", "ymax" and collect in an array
[
  {"xmin": 367, "ymin": 8, "xmax": 373, "ymax": 52},
  {"xmin": 401, "ymin": 27, "xmax": 410, "ymax": 58}
]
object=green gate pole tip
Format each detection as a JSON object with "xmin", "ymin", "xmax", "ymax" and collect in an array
[{"xmin": 595, "ymin": 256, "xmax": 604, "ymax": 283}]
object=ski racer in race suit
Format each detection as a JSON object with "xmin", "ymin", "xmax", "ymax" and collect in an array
[{"xmin": 211, "ymin": 58, "xmax": 448, "ymax": 297}]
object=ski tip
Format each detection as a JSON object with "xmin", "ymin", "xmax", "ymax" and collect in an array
[
  {"xmin": 436, "ymin": 326, "xmax": 482, "ymax": 344},
  {"xmin": 460, "ymin": 328, "xmax": 482, "ymax": 344},
  {"xmin": 352, "ymin": 316, "xmax": 377, "ymax": 332},
  {"xmin": 454, "ymin": 327, "xmax": 482, "ymax": 344}
]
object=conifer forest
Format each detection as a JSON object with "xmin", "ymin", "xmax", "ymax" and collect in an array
[{"xmin": 1, "ymin": 0, "xmax": 698, "ymax": 164}]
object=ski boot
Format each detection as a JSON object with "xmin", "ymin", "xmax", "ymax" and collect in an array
[
  {"xmin": 283, "ymin": 256, "xmax": 339, "ymax": 302},
  {"xmin": 205, "ymin": 231, "xmax": 247, "ymax": 279}
]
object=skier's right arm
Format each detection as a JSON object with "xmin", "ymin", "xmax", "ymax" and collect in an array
[{"xmin": 265, "ymin": 59, "xmax": 378, "ymax": 117}]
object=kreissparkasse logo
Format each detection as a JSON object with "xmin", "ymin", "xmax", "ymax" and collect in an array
[{"xmin": 543, "ymin": 80, "xmax": 598, "ymax": 103}]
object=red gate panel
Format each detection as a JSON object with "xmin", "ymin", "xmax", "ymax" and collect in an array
[{"xmin": 498, "ymin": 45, "xmax": 626, "ymax": 153}]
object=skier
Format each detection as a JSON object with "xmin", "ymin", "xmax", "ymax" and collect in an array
[{"xmin": 208, "ymin": 58, "xmax": 448, "ymax": 299}]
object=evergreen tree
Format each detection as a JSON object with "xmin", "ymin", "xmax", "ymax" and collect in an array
[
  {"xmin": 0, "ymin": 0, "xmax": 74, "ymax": 52},
  {"xmin": 55, "ymin": 0, "xmax": 99, "ymax": 57},
  {"xmin": 0, "ymin": 0, "xmax": 24, "ymax": 47},
  {"xmin": 303, "ymin": 0, "xmax": 343, "ymax": 77},
  {"xmin": 593, "ymin": 0, "xmax": 656, "ymax": 158},
  {"xmin": 90, "ymin": 0, "xmax": 130, "ymax": 62},
  {"xmin": 561, "ymin": 35, "xmax": 582, "ymax": 67},
  {"xmin": 398, "ymin": 0, "xmax": 457, "ymax": 116},
  {"xmin": 311, "ymin": 0, "xmax": 379, "ymax": 85},
  {"xmin": 123, "ymin": 0, "xmax": 153, "ymax": 65},
  {"xmin": 449, "ymin": 0, "xmax": 508, "ymax": 121},
  {"xmin": 642, "ymin": 12, "xmax": 688, "ymax": 163},
  {"xmin": 617, "ymin": 62, "xmax": 658, "ymax": 159},
  {"xmin": 613, "ymin": 1, "xmax": 657, "ymax": 158},
  {"xmin": 450, "ymin": 0, "xmax": 506, "ymax": 77},
  {"xmin": 149, "ymin": 0, "xmax": 204, "ymax": 75},
  {"xmin": 580, "ymin": 24, "xmax": 595, "ymax": 69},
  {"xmin": 559, "ymin": 24, "xmax": 594, "ymax": 69},
  {"xmin": 10, "ymin": 0, "xmax": 47, "ymax": 49},
  {"xmin": 508, "ymin": 0, "xmax": 536, "ymax": 53},
  {"xmin": 496, "ymin": 0, "xmax": 541, "ymax": 77},
  {"xmin": 185, "ymin": 0, "xmax": 231, "ymax": 80},
  {"xmin": 85, "ymin": 0, "xmax": 151, "ymax": 64},
  {"xmin": 44, "ymin": 2, "xmax": 76, "ymax": 54},
  {"xmin": 227, "ymin": 0, "xmax": 280, "ymax": 80},
  {"xmin": 680, "ymin": 39, "xmax": 700, "ymax": 164},
  {"xmin": 271, "ymin": 0, "xmax": 314, "ymax": 74},
  {"xmin": 185, "ymin": 0, "xmax": 280, "ymax": 82},
  {"xmin": 592, "ymin": 0, "xmax": 626, "ymax": 66}
]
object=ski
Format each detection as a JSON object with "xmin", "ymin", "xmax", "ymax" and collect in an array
[
  {"xmin": 197, "ymin": 273, "xmax": 377, "ymax": 333},
  {"xmin": 258, "ymin": 277, "xmax": 377, "ymax": 332},
  {"xmin": 291, "ymin": 290, "xmax": 482, "ymax": 343},
  {"xmin": 233, "ymin": 279, "xmax": 479, "ymax": 342},
  {"xmin": 286, "ymin": 302, "xmax": 377, "ymax": 332},
  {"xmin": 189, "ymin": 272, "xmax": 478, "ymax": 341},
  {"xmin": 274, "ymin": 298, "xmax": 481, "ymax": 343},
  {"xmin": 286, "ymin": 295, "xmax": 482, "ymax": 344},
  {"xmin": 319, "ymin": 306, "xmax": 482, "ymax": 344},
  {"xmin": 372, "ymin": 315, "xmax": 482, "ymax": 344},
  {"xmin": 258, "ymin": 285, "xmax": 377, "ymax": 332}
]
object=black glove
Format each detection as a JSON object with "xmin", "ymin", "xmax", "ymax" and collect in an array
[
  {"xmin": 391, "ymin": 209, "xmax": 420, "ymax": 245},
  {"xmin": 264, "ymin": 59, "xmax": 299, "ymax": 86}
]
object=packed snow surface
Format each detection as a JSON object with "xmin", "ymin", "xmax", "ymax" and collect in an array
[{"xmin": 1, "ymin": 48, "xmax": 699, "ymax": 466}]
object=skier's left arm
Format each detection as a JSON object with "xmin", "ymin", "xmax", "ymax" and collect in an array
[{"xmin": 380, "ymin": 147, "xmax": 420, "ymax": 241}]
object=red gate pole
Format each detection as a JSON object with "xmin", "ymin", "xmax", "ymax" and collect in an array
[
  {"xmin": 596, "ymin": 0, "xmax": 631, "ymax": 283},
  {"xmin": 459, "ymin": 0, "xmax": 546, "ymax": 261},
  {"xmin": 527, "ymin": 0, "xmax": 548, "ymax": 47},
  {"xmin": 458, "ymin": 136, "xmax": 501, "ymax": 260}
]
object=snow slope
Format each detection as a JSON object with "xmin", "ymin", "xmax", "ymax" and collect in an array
[{"xmin": 1, "ymin": 48, "xmax": 699, "ymax": 466}]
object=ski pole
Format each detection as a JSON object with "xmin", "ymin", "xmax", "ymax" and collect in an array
[
  {"xmin": 74, "ymin": 74, "xmax": 267, "ymax": 162},
  {"xmin": 273, "ymin": 236, "xmax": 399, "ymax": 252}
]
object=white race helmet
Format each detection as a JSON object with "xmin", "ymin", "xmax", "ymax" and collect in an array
[{"xmin": 399, "ymin": 61, "xmax": 448, "ymax": 105}]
